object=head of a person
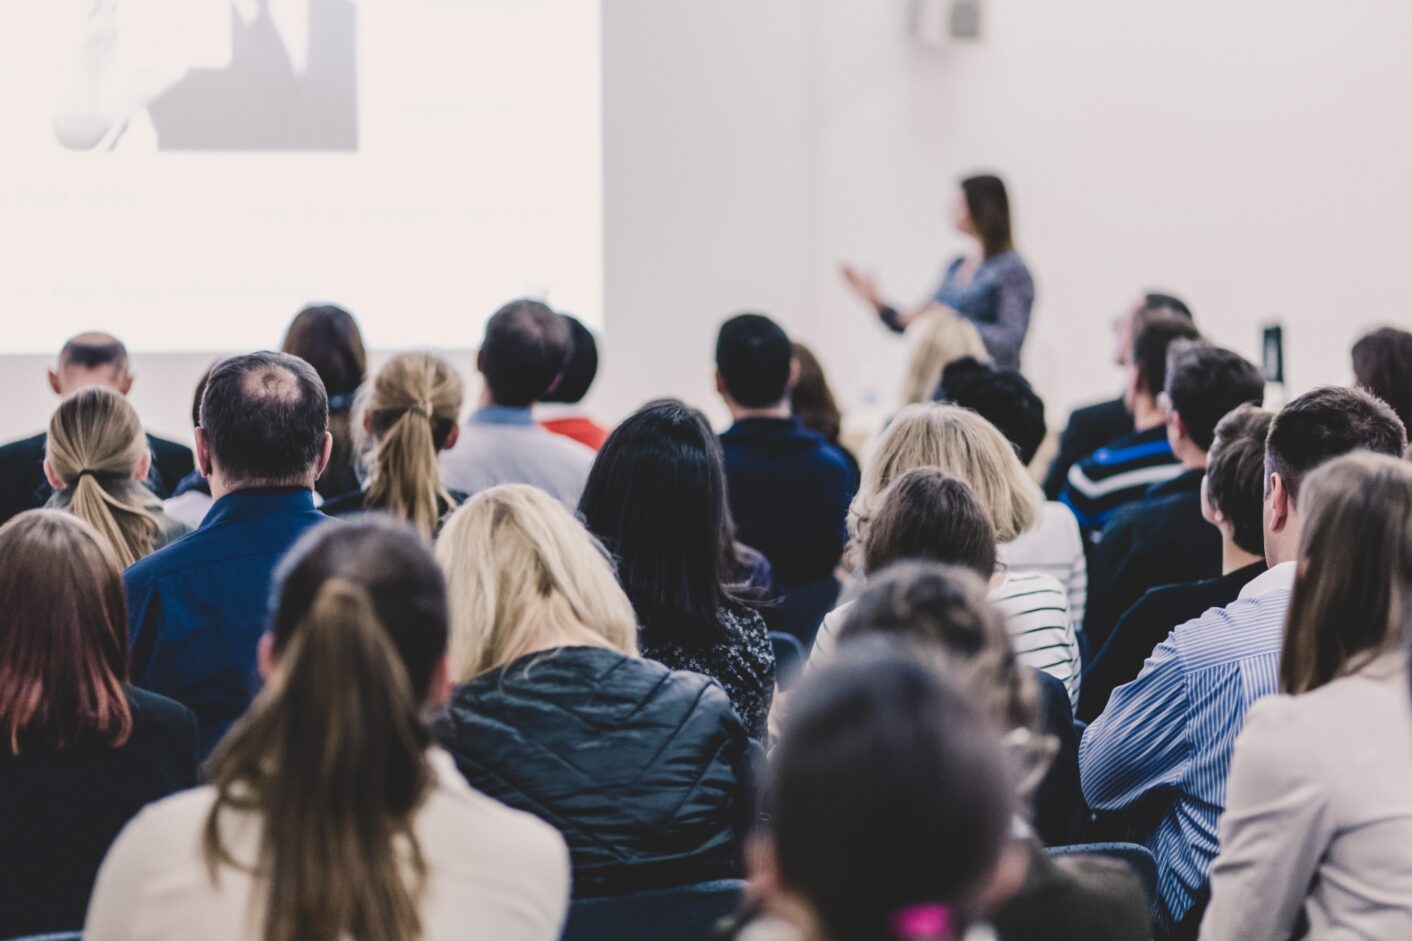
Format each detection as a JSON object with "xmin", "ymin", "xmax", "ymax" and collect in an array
[
  {"xmin": 49, "ymin": 332, "xmax": 132, "ymax": 397},
  {"xmin": 1351, "ymin": 327, "xmax": 1412, "ymax": 433},
  {"xmin": 954, "ymin": 174, "xmax": 1013, "ymax": 259},
  {"xmin": 1201, "ymin": 405, "xmax": 1274, "ymax": 558},
  {"xmin": 280, "ymin": 304, "xmax": 367, "ymax": 401},
  {"xmin": 477, "ymin": 299, "xmax": 570, "ymax": 408},
  {"xmin": 936, "ymin": 357, "xmax": 1046, "ymax": 468},
  {"xmin": 1281, "ymin": 453, "xmax": 1412, "ymax": 694},
  {"xmin": 1162, "ymin": 344, "xmax": 1265, "ymax": 464},
  {"xmin": 860, "ymin": 469, "xmax": 997, "ymax": 581},
  {"xmin": 900, "ymin": 310, "xmax": 989, "ymax": 406},
  {"xmin": 196, "ymin": 351, "xmax": 332, "ymax": 493},
  {"xmin": 0, "ymin": 511, "xmax": 132, "ymax": 757},
  {"xmin": 756, "ymin": 643, "xmax": 1016, "ymax": 941},
  {"xmin": 1263, "ymin": 386, "xmax": 1407, "ymax": 566},
  {"xmin": 44, "ymin": 386, "xmax": 160, "ymax": 568},
  {"xmin": 206, "ymin": 518, "xmax": 449, "ymax": 941},
  {"xmin": 853, "ymin": 403, "xmax": 1037, "ymax": 549},
  {"xmin": 436, "ymin": 485, "xmax": 638, "ymax": 680},
  {"xmin": 579, "ymin": 400, "xmax": 740, "ymax": 648},
  {"xmin": 791, "ymin": 343, "xmax": 843, "ymax": 443},
  {"xmin": 361, "ymin": 353, "xmax": 465, "ymax": 539},
  {"xmin": 1112, "ymin": 292, "xmax": 1193, "ymax": 368},
  {"xmin": 539, "ymin": 314, "xmax": 599, "ymax": 405},
  {"xmin": 715, "ymin": 313, "xmax": 797, "ymax": 412},
  {"xmin": 1124, "ymin": 312, "xmax": 1202, "ymax": 416}
]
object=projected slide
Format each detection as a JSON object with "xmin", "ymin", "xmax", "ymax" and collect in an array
[{"xmin": 0, "ymin": 0, "xmax": 602, "ymax": 352}]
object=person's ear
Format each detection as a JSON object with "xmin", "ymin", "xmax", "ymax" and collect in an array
[
  {"xmin": 115, "ymin": 370, "xmax": 133, "ymax": 396},
  {"xmin": 427, "ymin": 655, "xmax": 453, "ymax": 708},
  {"xmin": 442, "ymin": 422, "xmax": 461, "ymax": 452},
  {"xmin": 476, "ymin": 349, "xmax": 485, "ymax": 375},
  {"xmin": 134, "ymin": 449, "xmax": 152, "ymax": 483},
  {"xmin": 715, "ymin": 370, "xmax": 728, "ymax": 399},
  {"xmin": 47, "ymin": 369, "xmax": 63, "ymax": 397},
  {"xmin": 42, "ymin": 458, "xmax": 65, "ymax": 492},
  {"xmin": 362, "ymin": 409, "xmax": 374, "ymax": 435},
  {"xmin": 787, "ymin": 357, "xmax": 802, "ymax": 392},
  {"xmin": 1267, "ymin": 472, "xmax": 1291, "ymax": 534},
  {"xmin": 256, "ymin": 633, "xmax": 277, "ymax": 681},
  {"xmin": 313, "ymin": 431, "xmax": 334, "ymax": 480},
  {"xmin": 194, "ymin": 427, "xmax": 215, "ymax": 477}
]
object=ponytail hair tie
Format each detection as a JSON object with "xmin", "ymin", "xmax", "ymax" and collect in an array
[
  {"xmin": 891, "ymin": 903, "xmax": 952, "ymax": 939},
  {"xmin": 75, "ymin": 468, "xmax": 101, "ymax": 481}
]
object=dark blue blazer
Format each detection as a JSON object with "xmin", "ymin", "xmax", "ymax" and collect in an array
[{"xmin": 124, "ymin": 488, "xmax": 332, "ymax": 756}]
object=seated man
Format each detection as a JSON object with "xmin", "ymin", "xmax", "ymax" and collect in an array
[
  {"xmin": 1059, "ymin": 311, "xmax": 1201, "ymax": 537},
  {"xmin": 0, "ymin": 333, "xmax": 193, "ymax": 525},
  {"xmin": 538, "ymin": 313, "xmax": 611, "ymax": 451},
  {"xmin": 1078, "ymin": 405, "xmax": 1272, "ymax": 722},
  {"xmin": 440, "ymin": 300, "xmax": 595, "ymax": 507},
  {"xmin": 126, "ymin": 351, "xmax": 333, "ymax": 756},
  {"xmin": 715, "ymin": 314, "xmax": 857, "ymax": 644},
  {"xmin": 1080, "ymin": 386, "xmax": 1406, "ymax": 933},
  {"xmin": 1082, "ymin": 344, "xmax": 1265, "ymax": 649}
]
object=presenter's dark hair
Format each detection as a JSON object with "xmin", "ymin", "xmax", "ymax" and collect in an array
[
  {"xmin": 541, "ymin": 314, "xmax": 599, "ymax": 405},
  {"xmin": 282, "ymin": 305, "xmax": 367, "ymax": 398},
  {"xmin": 716, "ymin": 313, "xmax": 794, "ymax": 408},
  {"xmin": 200, "ymin": 351, "xmax": 329, "ymax": 485},
  {"xmin": 580, "ymin": 400, "xmax": 742, "ymax": 646},
  {"xmin": 861, "ymin": 468, "xmax": 997, "ymax": 578},
  {"xmin": 937, "ymin": 357, "xmax": 1047, "ymax": 466},
  {"xmin": 1205, "ymin": 405, "xmax": 1273, "ymax": 557},
  {"xmin": 1265, "ymin": 385, "xmax": 1407, "ymax": 505},
  {"xmin": 1164, "ymin": 345, "xmax": 1265, "ymax": 452},
  {"xmin": 1131, "ymin": 314, "xmax": 1201, "ymax": 397},
  {"xmin": 479, "ymin": 299, "xmax": 570, "ymax": 407},
  {"xmin": 1352, "ymin": 327, "xmax": 1412, "ymax": 433},
  {"xmin": 961, "ymin": 174, "xmax": 1013, "ymax": 259}
]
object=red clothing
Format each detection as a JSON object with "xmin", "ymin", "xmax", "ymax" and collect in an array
[{"xmin": 541, "ymin": 416, "xmax": 610, "ymax": 452}]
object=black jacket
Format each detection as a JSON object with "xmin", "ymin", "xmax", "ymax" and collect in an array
[
  {"xmin": 1042, "ymin": 397, "xmax": 1133, "ymax": 500},
  {"xmin": 0, "ymin": 431, "xmax": 194, "ymax": 527},
  {"xmin": 435, "ymin": 646, "xmax": 753, "ymax": 898},
  {"xmin": 1033, "ymin": 670, "xmax": 1087, "ymax": 846}
]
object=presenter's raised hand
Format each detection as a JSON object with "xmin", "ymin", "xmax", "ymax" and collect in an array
[{"xmin": 840, "ymin": 264, "xmax": 882, "ymax": 309}]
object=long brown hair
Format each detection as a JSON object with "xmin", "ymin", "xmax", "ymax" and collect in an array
[
  {"xmin": 204, "ymin": 519, "xmax": 448, "ymax": 941},
  {"xmin": 961, "ymin": 174, "xmax": 1013, "ymax": 259},
  {"xmin": 0, "ymin": 511, "xmax": 132, "ymax": 755},
  {"xmin": 1281, "ymin": 453, "xmax": 1412, "ymax": 694},
  {"xmin": 46, "ymin": 386, "xmax": 160, "ymax": 568}
]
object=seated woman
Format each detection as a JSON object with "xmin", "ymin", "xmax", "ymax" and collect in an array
[
  {"xmin": 1201, "ymin": 453, "xmax": 1412, "ymax": 940},
  {"xmin": 281, "ymin": 304, "xmax": 368, "ymax": 500},
  {"xmin": 46, "ymin": 386, "xmax": 189, "ymax": 566},
  {"xmin": 85, "ymin": 518, "xmax": 570, "ymax": 941},
  {"xmin": 323, "ymin": 353, "xmax": 466, "ymax": 538},
  {"xmin": 0, "ymin": 511, "xmax": 198, "ymax": 938},
  {"xmin": 434, "ymin": 485, "xmax": 752, "ymax": 898},
  {"xmin": 579, "ymin": 400, "xmax": 775, "ymax": 740}
]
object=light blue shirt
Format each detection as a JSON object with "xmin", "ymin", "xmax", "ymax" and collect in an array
[
  {"xmin": 1079, "ymin": 561, "xmax": 1296, "ymax": 930},
  {"xmin": 439, "ymin": 406, "xmax": 595, "ymax": 509}
]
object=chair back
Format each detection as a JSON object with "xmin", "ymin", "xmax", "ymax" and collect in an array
[
  {"xmin": 1048, "ymin": 841, "xmax": 1158, "ymax": 911},
  {"xmin": 769, "ymin": 631, "xmax": 807, "ymax": 689},
  {"xmin": 560, "ymin": 879, "xmax": 746, "ymax": 941}
]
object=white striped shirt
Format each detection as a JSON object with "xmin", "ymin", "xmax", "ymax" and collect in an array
[{"xmin": 1000, "ymin": 501, "xmax": 1089, "ymax": 633}]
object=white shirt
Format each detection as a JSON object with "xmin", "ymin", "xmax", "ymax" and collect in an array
[
  {"xmin": 1000, "ymin": 500, "xmax": 1088, "ymax": 630},
  {"xmin": 439, "ymin": 407, "xmax": 596, "ymax": 509},
  {"xmin": 84, "ymin": 749, "xmax": 571, "ymax": 941}
]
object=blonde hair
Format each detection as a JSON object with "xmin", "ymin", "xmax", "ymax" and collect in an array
[
  {"xmin": 46, "ymin": 387, "xmax": 160, "ymax": 568},
  {"xmin": 900, "ymin": 310, "xmax": 989, "ymax": 406},
  {"xmin": 435, "ymin": 485, "xmax": 639, "ymax": 680},
  {"xmin": 853, "ymin": 403, "xmax": 1038, "ymax": 549},
  {"xmin": 361, "ymin": 354, "xmax": 464, "ymax": 539}
]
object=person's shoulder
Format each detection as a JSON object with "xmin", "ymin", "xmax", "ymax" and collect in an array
[
  {"xmin": 146, "ymin": 433, "xmax": 194, "ymax": 462},
  {"xmin": 127, "ymin": 686, "xmax": 200, "ymax": 755},
  {"xmin": 428, "ymin": 748, "xmax": 568, "ymax": 851},
  {"xmin": 319, "ymin": 488, "xmax": 368, "ymax": 517},
  {"xmin": 1168, "ymin": 587, "xmax": 1289, "ymax": 667},
  {"xmin": 996, "ymin": 569, "xmax": 1068, "ymax": 600},
  {"xmin": 117, "ymin": 783, "xmax": 219, "ymax": 849},
  {"xmin": 0, "ymin": 431, "xmax": 46, "ymax": 461}
]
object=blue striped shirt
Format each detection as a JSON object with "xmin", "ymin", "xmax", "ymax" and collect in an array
[
  {"xmin": 1079, "ymin": 562, "xmax": 1295, "ymax": 930},
  {"xmin": 1059, "ymin": 425, "xmax": 1182, "ymax": 535}
]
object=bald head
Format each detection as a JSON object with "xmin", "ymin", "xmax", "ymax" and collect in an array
[{"xmin": 50, "ymin": 332, "xmax": 131, "ymax": 397}]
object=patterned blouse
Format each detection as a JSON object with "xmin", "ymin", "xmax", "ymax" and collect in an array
[{"xmin": 642, "ymin": 606, "xmax": 776, "ymax": 741}]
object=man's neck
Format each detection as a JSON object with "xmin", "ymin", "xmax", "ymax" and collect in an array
[
  {"xmin": 730, "ymin": 403, "xmax": 791, "ymax": 422},
  {"xmin": 1131, "ymin": 396, "xmax": 1164, "ymax": 432},
  {"xmin": 209, "ymin": 475, "xmax": 313, "ymax": 502},
  {"xmin": 1222, "ymin": 539, "xmax": 1263, "ymax": 576},
  {"xmin": 1177, "ymin": 445, "xmax": 1208, "ymax": 471}
]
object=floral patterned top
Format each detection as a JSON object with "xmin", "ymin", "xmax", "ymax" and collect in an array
[{"xmin": 641, "ymin": 606, "xmax": 775, "ymax": 741}]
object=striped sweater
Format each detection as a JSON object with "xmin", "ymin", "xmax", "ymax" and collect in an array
[{"xmin": 1059, "ymin": 425, "xmax": 1182, "ymax": 537}]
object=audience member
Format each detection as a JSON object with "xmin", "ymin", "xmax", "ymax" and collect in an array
[
  {"xmin": 1351, "ymin": 326, "xmax": 1412, "ymax": 433},
  {"xmin": 44, "ymin": 386, "xmax": 189, "ymax": 567},
  {"xmin": 0, "ymin": 512, "xmax": 197, "ymax": 939},
  {"xmin": 1083, "ymin": 344, "xmax": 1265, "ymax": 649},
  {"xmin": 935, "ymin": 361, "xmax": 1089, "ymax": 627},
  {"xmin": 433, "ymin": 486, "xmax": 751, "ymax": 897},
  {"xmin": 538, "ymin": 313, "xmax": 611, "ymax": 450},
  {"xmin": 162, "ymin": 364, "xmax": 217, "ymax": 529},
  {"xmin": 579, "ymin": 400, "xmax": 775, "ymax": 740},
  {"xmin": 86, "ymin": 518, "xmax": 570, "ymax": 941},
  {"xmin": 1059, "ymin": 311, "xmax": 1202, "ymax": 534},
  {"xmin": 1079, "ymin": 406, "xmax": 1272, "ymax": 722},
  {"xmin": 1043, "ymin": 293, "xmax": 1193, "ymax": 499},
  {"xmin": 716, "ymin": 314, "xmax": 858, "ymax": 643},
  {"xmin": 790, "ymin": 342, "xmax": 861, "ymax": 479},
  {"xmin": 440, "ymin": 300, "xmax": 595, "ymax": 506},
  {"xmin": 1200, "ymin": 453, "xmax": 1412, "ymax": 940},
  {"xmin": 899, "ymin": 309, "xmax": 989, "ymax": 407},
  {"xmin": 323, "ymin": 353, "xmax": 466, "ymax": 538},
  {"xmin": 1080, "ymin": 386, "xmax": 1407, "ymax": 933},
  {"xmin": 281, "ymin": 304, "xmax": 367, "ymax": 500},
  {"xmin": 0, "ymin": 333, "xmax": 194, "ymax": 526},
  {"xmin": 125, "ymin": 351, "xmax": 333, "ymax": 755}
]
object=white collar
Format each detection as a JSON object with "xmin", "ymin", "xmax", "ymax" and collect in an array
[{"xmin": 1239, "ymin": 560, "xmax": 1297, "ymax": 601}]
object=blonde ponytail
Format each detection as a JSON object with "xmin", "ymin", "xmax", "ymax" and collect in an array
[
  {"xmin": 46, "ymin": 387, "xmax": 160, "ymax": 568},
  {"xmin": 364, "ymin": 354, "xmax": 464, "ymax": 539}
]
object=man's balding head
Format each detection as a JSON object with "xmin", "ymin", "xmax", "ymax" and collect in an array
[{"xmin": 49, "ymin": 332, "xmax": 132, "ymax": 397}]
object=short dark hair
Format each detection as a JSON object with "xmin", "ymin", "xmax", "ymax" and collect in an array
[
  {"xmin": 1352, "ymin": 327, "xmax": 1412, "ymax": 433},
  {"xmin": 200, "ymin": 351, "xmax": 329, "ymax": 485},
  {"xmin": 862, "ymin": 468, "xmax": 997, "ymax": 578},
  {"xmin": 540, "ymin": 314, "xmax": 599, "ymax": 405},
  {"xmin": 281, "ymin": 305, "xmax": 367, "ymax": 398},
  {"xmin": 936, "ymin": 357, "xmax": 1046, "ymax": 466},
  {"xmin": 1266, "ymin": 385, "xmax": 1407, "ymax": 505},
  {"xmin": 59, "ymin": 335, "xmax": 128, "ymax": 372},
  {"xmin": 716, "ymin": 313, "xmax": 793, "ymax": 408},
  {"xmin": 961, "ymin": 174, "xmax": 1013, "ymax": 259},
  {"xmin": 1131, "ymin": 313, "xmax": 1201, "ymax": 397},
  {"xmin": 1205, "ymin": 405, "xmax": 1274, "ymax": 556},
  {"xmin": 1142, "ymin": 292, "xmax": 1193, "ymax": 321},
  {"xmin": 1164, "ymin": 345, "xmax": 1265, "ymax": 452},
  {"xmin": 479, "ymin": 299, "xmax": 570, "ymax": 407}
]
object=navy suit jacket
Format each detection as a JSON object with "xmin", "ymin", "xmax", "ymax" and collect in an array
[{"xmin": 125, "ymin": 488, "xmax": 331, "ymax": 755}]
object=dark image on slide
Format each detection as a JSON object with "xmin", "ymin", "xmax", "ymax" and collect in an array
[{"xmin": 54, "ymin": 0, "xmax": 357, "ymax": 153}]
